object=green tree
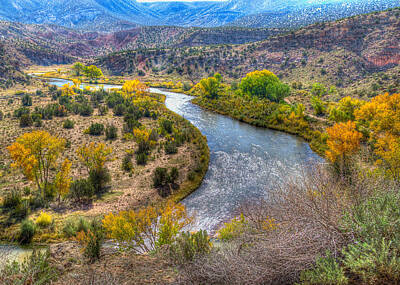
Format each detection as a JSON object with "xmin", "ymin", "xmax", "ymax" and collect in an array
[
  {"xmin": 239, "ymin": 70, "xmax": 290, "ymax": 102},
  {"xmin": 84, "ymin": 65, "xmax": 103, "ymax": 79},
  {"xmin": 72, "ymin": 62, "xmax": 85, "ymax": 76},
  {"xmin": 199, "ymin": 76, "xmax": 221, "ymax": 99}
]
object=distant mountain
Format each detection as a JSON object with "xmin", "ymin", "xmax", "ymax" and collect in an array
[
  {"xmin": 0, "ymin": 0, "xmax": 399, "ymax": 30},
  {"xmin": 0, "ymin": 20, "xmax": 283, "ymax": 65},
  {"xmin": 97, "ymin": 8, "xmax": 400, "ymax": 94},
  {"xmin": 229, "ymin": 0, "xmax": 400, "ymax": 28}
]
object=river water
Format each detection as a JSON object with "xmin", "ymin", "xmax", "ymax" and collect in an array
[{"xmin": 45, "ymin": 78, "xmax": 320, "ymax": 231}]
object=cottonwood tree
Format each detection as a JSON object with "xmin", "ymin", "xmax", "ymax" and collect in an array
[{"xmin": 8, "ymin": 131, "xmax": 66, "ymax": 198}]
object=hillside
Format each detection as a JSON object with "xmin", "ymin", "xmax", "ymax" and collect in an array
[
  {"xmin": 97, "ymin": 9, "xmax": 400, "ymax": 97},
  {"xmin": 0, "ymin": 41, "xmax": 29, "ymax": 88},
  {"xmin": 0, "ymin": 21, "xmax": 282, "ymax": 65},
  {"xmin": 229, "ymin": 0, "xmax": 400, "ymax": 28}
]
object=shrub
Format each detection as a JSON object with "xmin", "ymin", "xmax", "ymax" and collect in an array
[
  {"xmin": 0, "ymin": 250, "xmax": 57, "ymax": 285},
  {"xmin": 79, "ymin": 104, "xmax": 93, "ymax": 116},
  {"xmin": 2, "ymin": 188, "xmax": 22, "ymax": 209},
  {"xmin": 76, "ymin": 219, "xmax": 104, "ymax": 263},
  {"xmin": 35, "ymin": 212, "xmax": 52, "ymax": 228},
  {"xmin": 87, "ymin": 123, "xmax": 104, "ymax": 136},
  {"xmin": 217, "ymin": 214, "xmax": 247, "ymax": 242},
  {"xmin": 89, "ymin": 168, "xmax": 111, "ymax": 195},
  {"xmin": 164, "ymin": 141, "xmax": 178, "ymax": 154},
  {"xmin": 113, "ymin": 104, "xmax": 126, "ymax": 116},
  {"xmin": 63, "ymin": 119, "xmax": 75, "ymax": 129},
  {"xmin": 169, "ymin": 167, "xmax": 179, "ymax": 184},
  {"xmin": 160, "ymin": 119, "xmax": 173, "ymax": 134},
  {"xmin": 135, "ymin": 152, "xmax": 148, "ymax": 165},
  {"xmin": 169, "ymin": 230, "xmax": 212, "ymax": 264},
  {"xmin": 99, "ymin": 105, "xmax": 108, "ymax": 116},
  {"xmin": 19, "ymin": 219, "xmax": 36, "ymax": 245},
  {"xmin": 21, "ymin": 94, "xmax": 32, "ymax": 106},
  {"xmin": 153, "ymin": 167, "xmax": 168, "ymax": 188},
  {"xmin": 0, "ymin": 110, "xmax": 3, "ymax": 120},
  {"xmin": 14, "ymin": 107, "xmax": 30, "ymax": 118},
  {"xmin": 105, "ymin": 124, "xmax": 118, "ymax": 140},
  {"xmin": 102, "ymin": 201, "xmax": 192, "ymax": 253},
  {"xmin": 122, "ymin": 153, "xmax": 133, "ymax": 172},
  {"xmin": 19, "ymin": 114, "xmax": 33, "ymax": 127},
  {"xmin": 69, "ymin": 179, "xmax": 94, "ymax": 202}
]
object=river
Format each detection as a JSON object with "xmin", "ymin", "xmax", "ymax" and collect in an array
[{"xmin": 45, "ymin": 78, "xmax": 321, "ymax": 231}]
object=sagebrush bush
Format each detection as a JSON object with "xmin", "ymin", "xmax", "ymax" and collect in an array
[
  {"xmin": 89, "ymin": 168, "xmax": 111, "ymax": 195},
  {"xmin": 105, "ymin": 124, "xmax": 118, "ymax": 140},
  {"xmin": 0, "ymin": 250, "xmax": 57, "ymax": 285},
  {"xmin": 2, "ymin": 188, "xmax": 22, "ymax": 209},
  {"xmin": 19, "ymin": 114, "xmax": 33, "ymax": 127},
  {"xmin": 169, "ymin": 230, "xmax": 212, "ymax": 264},
  {"xmin": 136, "ymin": 152, "xmax": 148, "ymax": 165},
  {"xmin": 63, "ymin": 119, "xmax": 75, "ymax": 129},
  {"xmin": 164, "ymin": 141, "xmax": 178, "ymax": 154},
  {"xmin": 21, "ymin": 94, "xmax": 32, "ymax": 106},
  {"xmin": 87, "ymin": 123, "xmax": 104, "ymax": 136},
  {"xmin": 69, "ymin": 179, "xmax": 94, "ymax": 202},
  {"xmin": 19, "ymin": 219, "xmax": 36, "ymax": 245},
  {"xmin": 122, "ymin": 153, "xmax": 133, "ymax": 172},
  {"xmin": 300, "ymin": 252, "xmax": 348, "ymax": 285}
]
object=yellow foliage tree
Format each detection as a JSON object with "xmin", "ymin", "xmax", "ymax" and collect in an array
[
  {"xmin": 326, "ymin": 121, "xmax": 362, "ymax": 169},
  {"xmin": 54, "ymin": 158, "xmax": 72, "ymax": 201},
  {"xmin": 77, "ymin": 142, "xmax": 112, "ymax": 172},
  {"xmin": 329, "ymin": 96, "xmax": 365, "ymax": 123},
  {"xmin": 355, "ymin": 93, "xmax": 400, "ymax": 181},
  {"xmin": 61, "ymin": 83, "xmax": 75, "ymax": 97},
  {"xmin": 122, "ymin": 80, "xmax": 149, "ymax": 99},
  {"xmin": 102, "ymin": 201, "xmax": 192, "ymax": 253},
  {"xmin": 8, "ymin": 131, "xmax": 66, "ymax": 197}
]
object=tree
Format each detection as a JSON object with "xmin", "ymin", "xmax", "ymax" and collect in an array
[
  {"xmin": 61, "ymin": 83, "xmax": 75, "ymax": 97},
  {"xmin": 311, "ymin": 83, "xmax": 327, "ymax": 98},
  {"xmin": 72, "ymin": 62, "xmax": 85, "ymax": 76},
  {"xmin": 355, "ymin": 93, "xmax": 400, "ymax": 181},
  {"xmin": 199, "ymin": 75, "xmax": 221, "ymax": 99},
  {"xmin": 122, "ymin": 80, "xmax": 149, "ymax": 99},
  {"xmin": 326, "ymin": 121, "xmax": 362, "ymax": 174},
  {"xmin": 84, "ymin": 65, "xmax": 103, "ymax": 79},
  {"xmin": 239, "ymin": 70, "xmax": 290, "ymax": 102},
  {"xmin": 329, "ymin": 97, "xmax": 364, "ymax": 123},
  {"xmin": 8, "ymin": 131, "xmax": 66, "ymax": 198},
  {"xmin": 54, "ymin": 158, "xmax": 72, "ymax": 202},
  {"xmin": 77, "ymin": 142, "xmax": 112, "ymax": 173}
]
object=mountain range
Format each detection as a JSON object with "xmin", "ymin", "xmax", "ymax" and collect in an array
[{"xmin": 0, "ymin": 0, "xmax": 399, "ymax": 31}]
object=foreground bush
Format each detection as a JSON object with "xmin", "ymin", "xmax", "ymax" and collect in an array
[
  {"xmin": 102, "ymin": 201, "xmax": 192, "ymax": 253},
  {"xmin": 0, "ymin": 250, "xmax": 57, "ymax": 285},
  {"xmin": 169, "ymin": 230, "xmax": 212, "ymax": 265},
  {"xmin": 178, "ymin": 164, "xmax": 387, "ymax": 284}
]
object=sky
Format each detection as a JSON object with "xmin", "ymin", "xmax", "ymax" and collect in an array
[{"xmin": 137, "ymin": 0, "xmax": 227, "ymax": 2}]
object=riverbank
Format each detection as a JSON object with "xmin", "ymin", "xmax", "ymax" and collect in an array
[
  {"xmin": 192, "ymin": 92, "xmax": 328, "ymax": 157},
  {"xmin": 0, "ymin": 80, "xmax": 209, "ymax": 244}
]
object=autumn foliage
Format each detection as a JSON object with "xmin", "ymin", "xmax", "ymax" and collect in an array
[
  {"xmin": 326, "ymin": 121, "xmax": 362, "ymax": 168},
  {"xmin": 102, "ymin": 201, "xmax": 192, "ymax": 253},
  {"xmin": 8, "ymin": 131, "xmax": 66, "ymax": 197}
]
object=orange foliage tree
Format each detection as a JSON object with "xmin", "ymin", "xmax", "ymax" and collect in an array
[{"xmin": 326, "ymin": 121, "xmax": 362, "ymax": 172}]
